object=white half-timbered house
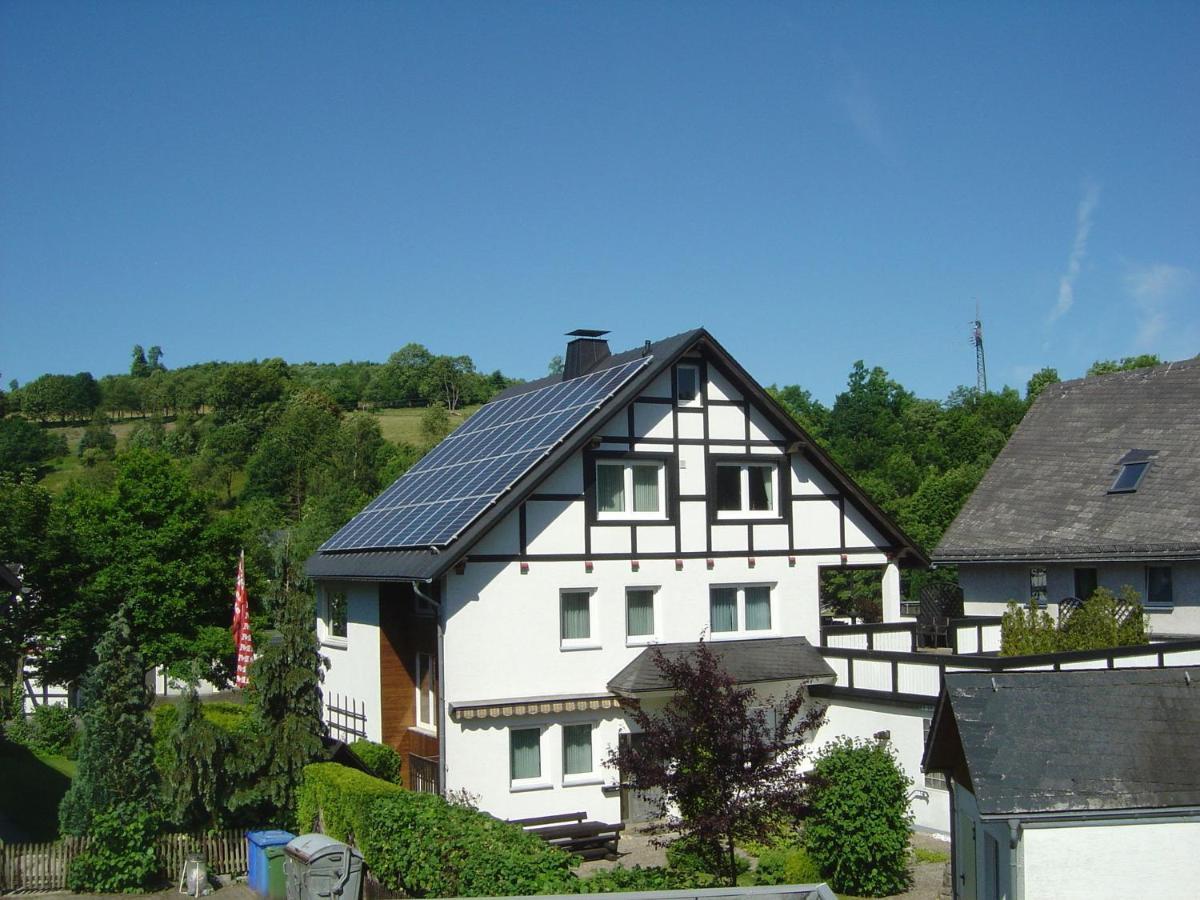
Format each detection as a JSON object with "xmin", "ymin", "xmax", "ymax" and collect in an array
[{"xmin": 306, "ymin": 328, "xmax": 928, "ymax": 822}]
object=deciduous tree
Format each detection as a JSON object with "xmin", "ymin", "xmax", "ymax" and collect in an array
[{"xmin": 607, "ymin": 641, "xmax": 825, "ymax": 886}]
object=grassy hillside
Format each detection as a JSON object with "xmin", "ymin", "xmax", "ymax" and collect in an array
[{"xmin": 372, "ymin": 404, "xmax": 480, "ymax": 445}]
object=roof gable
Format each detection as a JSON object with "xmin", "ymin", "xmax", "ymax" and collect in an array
[
  {"xmin": 935, "ymin": 358, "xmax": 1200, "ymax": 563},
  {"xmin": 931, "ymin": 668, "xmax": 1200, "ymax": 816},
  {"xmin": 307, "ymin": 328, "xmax": 927, "ymax": 581}
]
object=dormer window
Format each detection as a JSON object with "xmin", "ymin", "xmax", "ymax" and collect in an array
[{"xmin": 1109, "ymin": 450, "xmax": 1154, "ymax": 493}]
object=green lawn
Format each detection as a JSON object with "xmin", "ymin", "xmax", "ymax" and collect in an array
[
  {"xmin": 0, "ymin": 740, "xmax": 77, "ymax": 841},
  {"xmin": 372, "ymin": 404, "xmax": 479, "ymax": 445}
]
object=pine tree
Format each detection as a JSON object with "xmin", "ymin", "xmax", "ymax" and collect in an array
[
  {"xmin": 59, "ymin": 603, "xmax": 159, "ymax": 836},
  {"xmin": 163, "ymin": 684, "xmax": 235, "ymax": 830}
]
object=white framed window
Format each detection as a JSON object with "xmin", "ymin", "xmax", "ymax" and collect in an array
[
  {"xmin": 1029, "ymin": 568, "xmax": 1047, "ymax": 607},
  {"xmin": 1146, "ymin": 566, "xmax": 1173, "ymax": 607},
  {"xmin": 415, "ymin": 652, "xmax": 437, "ymax": 733},
  {"xmin": 709, "ymin": 584, "xmax": 774, "ymax": 636},
  {"xmin": 676, "ymin": 364, "xmax": 701, "ymax": 406},
  {"xmin": 596, "ymin": 460, "xmax": 666, "ymax": 519},
  {"xmin": 510, "ymin": 726, "xmax": 547, "ymax": 790},
  {"xmin": 715, "ymin": 462, "xmax": 779, "ymax": 518},
  {"xmin": 562, "ymin": 723, "xmax": 596, "ymax": 783},
  {"xmin": 322, "ymin": 589, "xmax": 348, "ymax": 645},
  {"xmin": 923, "ymin": 717, "xmax": 948, "ymax": 791},
  {"xmin": 560, "ymin": 589, "xmax": 599, "ymax": 650},
  {"xmin": 625, "ymin": 587, "xmax": 658, "ymax": 645}
]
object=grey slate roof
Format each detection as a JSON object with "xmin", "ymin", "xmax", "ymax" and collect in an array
[
  {"xmin": 927, "ymin": 668, "xmax": 1200, "ymax": 816},
  {"xmin": 304, "ymin": 549, "xmax": 443, "ymax": 582},
  {"xmin": 607, "ymin": 637, "xmax": 835, "ymax": 695},
  {"xmin": 935, "ymin": 357, "xmax": 1200, "ymax": 563}
]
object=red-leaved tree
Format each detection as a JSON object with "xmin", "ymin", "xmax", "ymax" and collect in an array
[{"xmin": 606, "ymin": 640, "xmax": 826, "ymax": 885}]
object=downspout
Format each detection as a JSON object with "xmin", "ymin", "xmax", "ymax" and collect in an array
[
  {"xmin": 1007, "ymin": 818, "xmax": 1022, "ymax": 900},
  {"xmin": 413, "ymin": 580, "xmax": 445, "ymax": 797},
  {"xmin": 949, "ymin": 782, "xmax": 959, "ymax": 899}
]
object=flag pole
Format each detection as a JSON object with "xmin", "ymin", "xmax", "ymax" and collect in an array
[{"xmin": 232, "ymin": 549, "xmax": 254, "ymax": 689}]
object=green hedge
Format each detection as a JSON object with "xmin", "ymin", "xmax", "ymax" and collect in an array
[
  {"xmin": 296, "ymin": 762, "xmax": 403, "ymax": 844},
  {"xmin": 299, "ymin": 763, "xmax": 577, "ymax": 897},
  {"xmin": 349, "ymin": 740, "xmax": 403, "ymax": 784}
]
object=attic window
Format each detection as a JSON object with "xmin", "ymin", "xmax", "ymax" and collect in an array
[{"xmin": 1109, "ymin": 450, "xmax": 1154, "ymax": 493}]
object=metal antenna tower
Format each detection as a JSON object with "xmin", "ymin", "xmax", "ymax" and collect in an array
[{"xmin": 971, "ymin": 301, "xmax": 988, "ymax": 394}]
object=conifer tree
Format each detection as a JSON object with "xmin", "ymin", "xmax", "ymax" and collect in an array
[
  {"xmin": 232, "ymin": 578, "xmax": 328, "ymax": 826},
  {"xmin": 163, "ymin": 684, "xmax": 235, "ymax": 830},
  {"xmin": 59, "ymin": 603, "xmax": 159, "ymax": 835}
]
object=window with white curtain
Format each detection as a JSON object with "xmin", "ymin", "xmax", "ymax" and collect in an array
[
  {"xmin": 625, "ymin": 587, "xmax": 657, "ymax": 643},
  {"xmin": 596, "ymin": 460, "xmax": 666, "ymax": 519},
  {"xmin": 414, "ymin": 652, "xmax": 437, "ymax": 733},
  {"xmin": 560, "ymin": 590, "xmax": 597, "ymax": 649},
  {"xmin": 510, "ymin": 727, "xmax": 542, "ymax": 784},
  {"xmin": 562, "ymin": 723, "xmax": 593, "ymax": 778},
  {"xmin": 709, "ymin": 585, "xmax": 774, "ymax": 636}
]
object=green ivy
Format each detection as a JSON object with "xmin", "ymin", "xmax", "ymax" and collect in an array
[
  {"xmin": 349, "ymin": 739, "xmax": 403, "ymax": 784},
  {"xmin": 804, "ymin": 737, "xmax": 912, "ymax": 897},
  {"xmin": 67, "ymin": 803, "xmax": 161, "ymax": 893}
]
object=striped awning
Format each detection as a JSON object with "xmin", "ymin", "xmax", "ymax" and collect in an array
[{"xmin": 450, "ymin": 693, "xmax": 622, "ymax": 721}]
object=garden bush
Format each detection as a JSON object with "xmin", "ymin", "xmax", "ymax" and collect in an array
[
  {"xmin": 152, "ymin": 700, "xmax": 251, "ymax": 775},
  {"xmin": 665, "ymin": 834, "xmax": 747, "ymax": 879},
  {"xmin": 1001, "ymin": 587, "xmax": 1148, "ymax": 656},
  {"xmin": 66, "ymin": 803, "xmax": 161, "ymax": 893},
  {"xmin": 573, "ymin": 865, "xmax": 718, "ymax": 893},
  {"xmin": 751, "ymin": 842, "xmax": 823, "ymax": 886},
  {"xmin": 4, "ymin": 705, "xmax": 77, "ymax": 756},
  {"xmin": 350, "ymin": 739, "xmax": 403, "ymax": 784},
  {"xmin": 805, "ymin": 737, "xmax": 913, "ymax": 897},
  {"xmin": 299, "ymin": 762, "xmax": 577, "ymax": 897}
]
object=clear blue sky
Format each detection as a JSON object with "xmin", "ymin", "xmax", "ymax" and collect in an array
[{"xmin": 3, "ymin": 2, "xmax": 1197, "ymax": 404}]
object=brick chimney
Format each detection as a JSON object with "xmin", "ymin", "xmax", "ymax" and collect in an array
[{"xmin": 563, "ymin": 329, "xmax": 611, "ymax": 380}]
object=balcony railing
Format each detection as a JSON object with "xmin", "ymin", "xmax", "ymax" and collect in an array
[{"xmin": 410, "ymin": 753, "xmax": 439, "ymax": 795}]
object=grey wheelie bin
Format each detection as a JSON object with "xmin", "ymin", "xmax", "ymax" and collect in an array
[{"xmin": 283, "ymin": 833, "xmax": 364, "ymax": 900}]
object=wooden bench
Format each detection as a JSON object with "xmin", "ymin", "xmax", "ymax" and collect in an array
[{"xmin": 507, "ymin": 812, "xmax": 624, "ymax": 860}]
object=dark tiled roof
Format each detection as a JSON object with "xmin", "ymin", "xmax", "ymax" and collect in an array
[
  {"xmin": 934, "ymin": 358, "xmax": 1200, "ymax": 563},
  {"xmin": 607, "ymin": 637, "xmax": 835, "ymax": 695},
  {"xmin": 935, "ymin": 668, "xmax": 1200, "ymax": 816},
  {"xmin": 304, "ymin": 549, "xmax": 442, "ymax": 581}
]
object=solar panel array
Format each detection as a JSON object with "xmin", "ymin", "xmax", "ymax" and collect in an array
[{"xmin": 320, "ymin": 356, "xmax": 651, "ymax": 551}]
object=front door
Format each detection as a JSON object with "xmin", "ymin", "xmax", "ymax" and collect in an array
[{"xmin": 618, "ymin": 732, "xmax": 660, "ymax": 823}]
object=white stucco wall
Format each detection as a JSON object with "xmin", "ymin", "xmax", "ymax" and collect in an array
[
  {"xmin": 1021, "ymin": 818, "xmax": 1200, "ymax": 900},
  {"xmin": 817, "ymin": 697, "xmax": 949, "ymax": 834},
  {"xmin": 960, "ymin": 562, "xmax": 1200, "ymax": 636},
  {"xmin": 318, "ymin": 581, "xmax": 383, "ymax": 742}
]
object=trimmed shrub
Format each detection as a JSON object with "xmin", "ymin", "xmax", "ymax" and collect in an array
[
  {"xmin": 297, "ymin": 762, "xmax": 402, "ymax": 843},
  {"xmin": 350, "ymin": 739, "xmax": 403, "ymax": 784},
  {"xmin": 1000, "ymin": 599, "xmax": 1058, "ymax": 656},
  {"xmin": 805, "ymin": 737, "xmax": 913, "ymax": 897},
  {"xmin": 67, "ymin": 803, "xmax": 161, "ymax": 892},
  {"xmin": 299, "ymin": 762, "xmax": 577, "ymax": 897}
]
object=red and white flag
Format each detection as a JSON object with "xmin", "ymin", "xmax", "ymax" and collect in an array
[{"xmin": 231, "ymin": 550, "xmax": 254, "ymax": 689}]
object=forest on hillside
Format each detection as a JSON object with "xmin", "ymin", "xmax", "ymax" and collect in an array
[{"xmin": 0, "ymin": 341, "xmax": 1168, "ymax": 699}]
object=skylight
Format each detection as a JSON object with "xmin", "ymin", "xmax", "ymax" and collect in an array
[{"xmin": 1109, "ymin": 450, "xmax": 1154, "ymax": 493}]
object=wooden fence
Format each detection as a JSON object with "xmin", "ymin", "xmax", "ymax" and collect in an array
[{"xmin": 0, "ymin": 828, "xmax": 249, "ymax": 893}]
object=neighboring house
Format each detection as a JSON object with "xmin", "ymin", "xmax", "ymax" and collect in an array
[
  {"xmin": 306, "ymin": 328, "xmax": 928, "ymax": 821},
  {"xmin": 923, "ymin": 667, "xmax": 1200, "ymax": 900},
  {"xmin": 934, "ymin": 358, "xmax": 1200, "ymax": 634}
]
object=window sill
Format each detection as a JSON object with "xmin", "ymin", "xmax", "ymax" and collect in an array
[
  {"xmin": 408, "ymin": 725, "xmax": 437, "ymax": 738},
  {"xmin": 1145, "ymin": 604, "xmax": 1174, "ymax": 611},
  {"xmin": 320, "ymin": 638, "xmax": 348, "ymax": 651},
  {"xmin": 510, "ymin": 780, "xmax": 553, "ymax": 793},
  {"xmin": 626, "ymin": 637, "xmax": 659, "ymax": 647},
  {"xmin": 560, "ymin": 642, "xmax": 602, "ymax": 652},
  {"xmin": 715, "ymin": 512, "xmax": 783, "ymax": 522},
  {"xmin": 563, "ymin": 775, "xmax": 604, "ymax": 788},
  {"xmin": 595, "ymin": 514, "xmax": 670, "ymax": 524}
]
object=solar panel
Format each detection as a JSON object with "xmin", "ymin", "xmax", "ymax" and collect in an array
[{"xmin": 320, "ymin": 356, "xmax": 651, "ymax": 552}]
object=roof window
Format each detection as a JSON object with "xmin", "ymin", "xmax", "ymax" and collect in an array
[{"xmin": 1109, "ymin": 450, "xmax": 1153, "ymax": 493}]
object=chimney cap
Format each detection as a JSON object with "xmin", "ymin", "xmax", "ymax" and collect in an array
[{"xmin": 566, "ymin": 329, "xmax": 610, "ymax": 338}]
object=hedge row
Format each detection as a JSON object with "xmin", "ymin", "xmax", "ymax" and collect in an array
[{"xmin": 298, "ymin": 763, "xmax": 577, "ymax": 897}]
